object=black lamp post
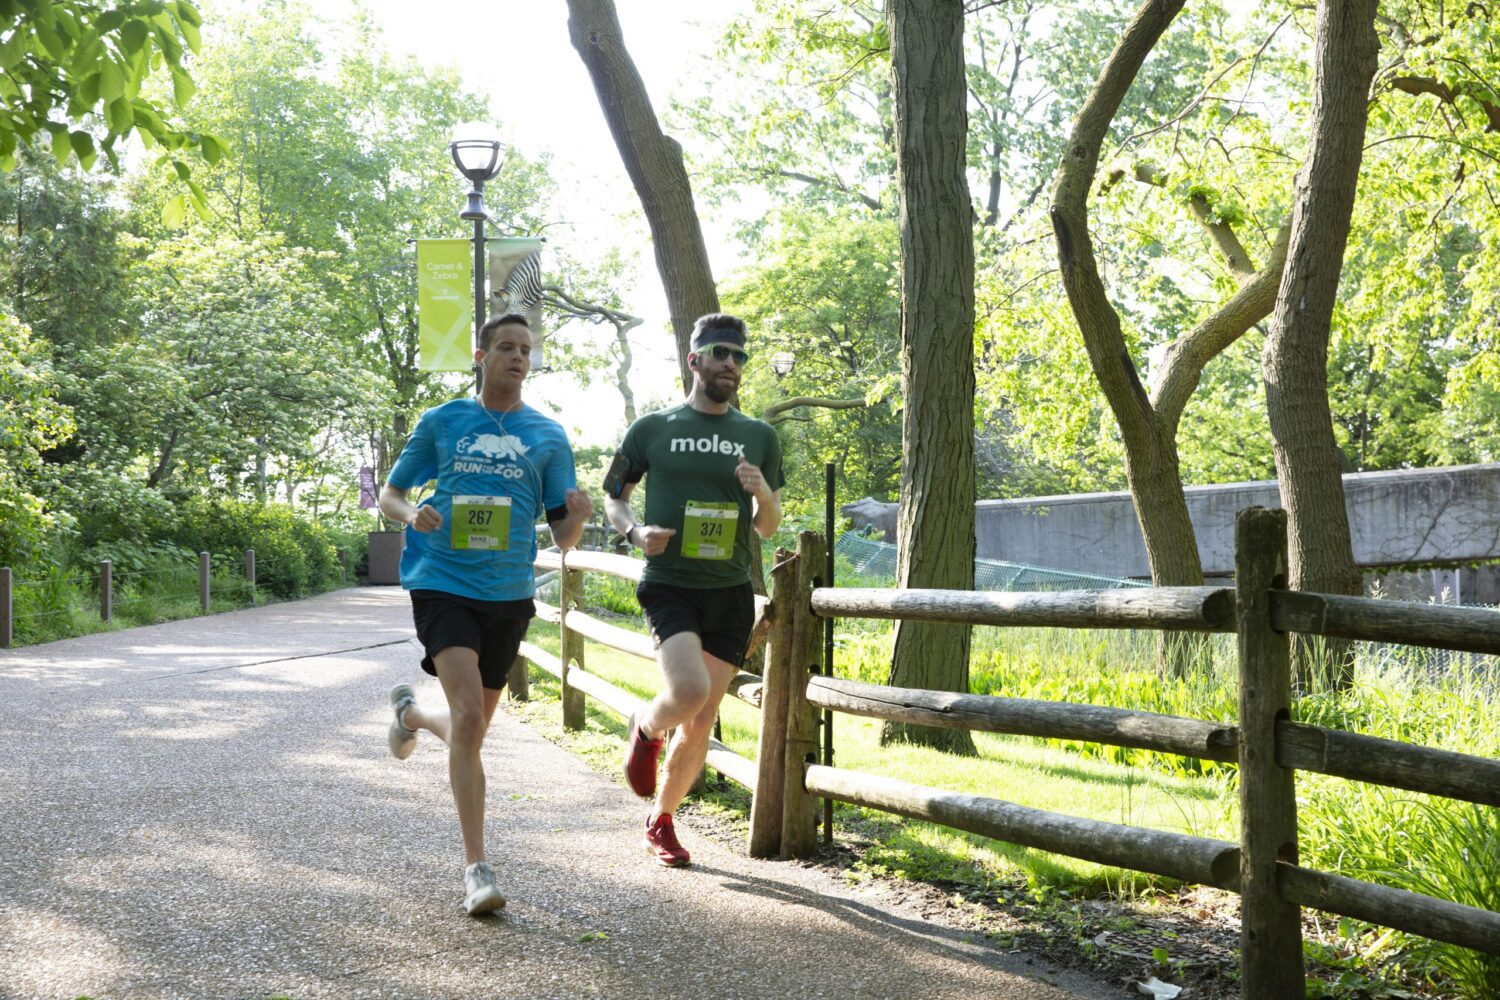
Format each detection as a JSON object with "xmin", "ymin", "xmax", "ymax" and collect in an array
[{"xmin": 449, "ymin": 122, "xmax": 503, "ymax": 390}]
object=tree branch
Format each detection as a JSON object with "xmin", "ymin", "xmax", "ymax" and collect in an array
[
  {"xmin": 1051, "ymin": 0, "xmax": 1186, "ymax": 434},
  {"xmin": 1153, "ymin": 220, "xmax": 1290, "ymax": 426},
  {"xmin": 766, "ymin": 167, "xmax": 883, "ymax": 211},
  {"xmin": 1388, "ymin": 74, "xmax": 1500, "ymax": 133},
  {"xmin": 760, "ymin": 396, "xmax": 867, "ymax": 421}
]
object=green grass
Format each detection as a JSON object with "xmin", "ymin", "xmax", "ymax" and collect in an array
[
  {"xmin": 512, "ymin": 599, "xmax": 1500, "ymax": 997},
  {"xmin": 518, "ymin": 618, "xmax": 1237, "ymax": 894}
]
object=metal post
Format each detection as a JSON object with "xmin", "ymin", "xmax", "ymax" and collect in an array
[
  {"xmin": 199, "ymin": 552, "xmax": 211, "ymax": 613},
  {"xmin": 0, "ymin": 567, "xmax": 12, "ymax": 649},
  {"xmin": 245, "ymin": 548, "xmax": 256, "ymax": 606},
  {"xmin": 100, "ymin": 559, "xmax": 112, "ymax": 622},
  {"xmin": 472, "ymin": 212, "xmax": 486, "ymax": 394}
]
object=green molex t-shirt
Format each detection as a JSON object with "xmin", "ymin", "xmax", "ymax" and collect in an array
[{"xmin": 617, "ymin": 403, "xmax": 785, "ymax": 588}]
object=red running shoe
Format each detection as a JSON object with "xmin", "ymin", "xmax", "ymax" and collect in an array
[
  {"xmin": 623, "ymin": 713, "xmax": 663, "ymax": 798},
  {"xmin": 644, "ymin": 812, "xmax": 691, "ymax": 867}
]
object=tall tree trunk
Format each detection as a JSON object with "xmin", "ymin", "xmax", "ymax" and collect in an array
[
  {"xmin": 566, "ymin": 0, "xmax": 719, "ymax": 392},
  {"xmin": 1262, "ymin": 0, "xmax": 1379, "ymax": 690},
  {"xmin": 883, "ymin": 0, "xmax": 978, "ymax": 756},
  {"xmin": 568, "ymin": 0, "xmax": 775, "ymax": 600}
]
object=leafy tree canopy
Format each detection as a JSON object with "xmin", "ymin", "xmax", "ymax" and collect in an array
[{"xmin": 0, "ymin": 0, "xmax": 225, "ymax": 176}]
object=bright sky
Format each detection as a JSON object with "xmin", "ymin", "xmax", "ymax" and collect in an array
[{"xmin": 313, "ymin": 0, "xmax": 755, "ymax": 446}]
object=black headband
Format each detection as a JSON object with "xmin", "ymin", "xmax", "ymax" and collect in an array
[{"xmin": 691, "ymin": 326, "xmax": 746, "ymax": 350}]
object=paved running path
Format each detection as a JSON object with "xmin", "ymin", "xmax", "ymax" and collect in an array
[{"xmin": 0, "ymin": 588, "xmax": 1111, "ymax": 999}]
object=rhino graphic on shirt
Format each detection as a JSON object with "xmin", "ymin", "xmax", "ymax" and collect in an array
[{"xmin": 457, "ymin": 433, "xmax": 529, "ymax": 460}]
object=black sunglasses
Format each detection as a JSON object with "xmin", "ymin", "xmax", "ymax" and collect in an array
[{"xmin": 705, "ymin": 344, "xmax": 749, "ymax": 365}]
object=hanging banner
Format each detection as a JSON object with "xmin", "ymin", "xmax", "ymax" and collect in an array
[
  {"xmin": 358, "ymin": 465, "xmax": 377, "ymax": 509},
  {"xmin": 488, "ymin": 236, "xmax": 546, "ymax": 368},
  {"xmin": 417, "ymin": 239, "xmax": 473, "ymax": 371}
]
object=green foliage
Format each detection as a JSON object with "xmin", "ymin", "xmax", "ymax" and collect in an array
[
  {"xmin": 173, "ymin": 496, "xmax": 339, "ymax": 598},
  {"xmin": 0, "ymin": 146, "xmax": 133, "ymax": 348},
  {"xmin": 0, "ymin": 0, "xmax": 221, "ymax": 175},
  {"xmin": 727, "ymin": 208, "xmax": 902, "ymax": 519},
  {"xmin": 0, "ymin": 313, "xmax": 76, "ymax": 566}
]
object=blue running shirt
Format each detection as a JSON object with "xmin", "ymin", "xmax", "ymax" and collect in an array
[{"xmin": 387, "ymin": 398, "xmax": 577, "ymax": 601}]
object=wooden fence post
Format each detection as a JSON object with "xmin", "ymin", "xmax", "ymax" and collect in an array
[
  {"xmin": 559, "ymin": 560, "xmax": 586, "ymax": 730},
  {"xmin": 0, "ymin": 567, "xmax": 11, "ymax": 648},
  {"xmin": 749, "ymin": 547, "xmax": 798, "ymax": 858},
  {"xmin": 245, "ymin": 548, "xmax": 256, "ymax": 606},
  {"xmin": 508, "ymin": 650, "xmax": 530, "ymax": 701},
  {"xmin": 199, "ymin": 552, "xmax": 211, "ymax": 613},
  {"xmin": 1236, "ymin": 506, "xmax": 1304, "ymax": 998},
  {"xmin": 99, "ymin": 559, "xmax": 112, "ymax": 622},
  {"xmin": 781, "ymin": 530, "xmax": 825, "ymax": 859}
]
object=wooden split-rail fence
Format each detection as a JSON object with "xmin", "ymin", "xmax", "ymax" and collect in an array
[{"xmin": 513, "ymin": 506, "xmax": 1499, "ymax": 998}]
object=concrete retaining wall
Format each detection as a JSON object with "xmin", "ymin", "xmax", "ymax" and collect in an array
[{"xmin": 971, "ymin": 463, "xmax": 1500, "ymax": 582}]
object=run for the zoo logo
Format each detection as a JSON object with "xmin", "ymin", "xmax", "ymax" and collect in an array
[{"xmin": 454, "ymin": 433, "xmax": 529, "ymax": 476}]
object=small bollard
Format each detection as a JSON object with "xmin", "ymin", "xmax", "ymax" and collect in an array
[
  {"xmin": 100, "ymin": 559, "xmax": 113, "ymax": 622},
  {"xmin": 0, "ymin": 566, "xmax": 11, "ymax": 649},
  {"xmin": 199, "ymin": 552, "xmax": 211, "ymax": 613},
  {"xmin": 245, "ymin": 548, "xmax": 257, "ymax": 606}
]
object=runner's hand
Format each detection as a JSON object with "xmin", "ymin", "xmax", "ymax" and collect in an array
[
  {"xmin": 409, "ymin": 505, "xmax": 443, "ymax": 533},
  {"xmin": 636, "ymin": 525, "xmax": 676, "ymax": 556},
  {"xmin": 565, "ymin": 488, "xmax": 594, "ymax": 521},
  {"xmin": 735, "ymin": 457, "xmax": 768, "ymax": 498}
]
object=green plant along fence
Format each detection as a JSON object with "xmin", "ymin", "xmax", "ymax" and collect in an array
[
  {"xmin": 0, "ymin": 548, "xmax": 356, "ymax": 648},
  {"xmin": 519, "ymin": 508, "xmax": 1500, "ymax": 999}
]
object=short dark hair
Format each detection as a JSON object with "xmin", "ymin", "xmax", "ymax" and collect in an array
[
  {"xmin": 690, "ymin": 313, "xmax": 747, "ymax": 351},
  {"xmin": 479, "ymin": 312, "xmax": 531, "ymax": 350}
]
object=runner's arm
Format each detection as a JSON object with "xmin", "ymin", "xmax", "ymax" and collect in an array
[
  {"xmin": 379, "ymin": 485, "xmax": 442, "ymax": 532},
  {"xmin": 547, "ymin": 488, "xmax": 593, "ymax": 551},
  {"xmin": 605, "ymin": 483, "xmax": 674, "ymax": 555},
  {"xmin": 752, "ymin": 488, "xmax": 782, "ymax": 539}
]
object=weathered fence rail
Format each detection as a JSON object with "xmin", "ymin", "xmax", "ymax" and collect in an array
[{"xmin": 520, "ymin": 510, "xmax": 1499, "ymax": 999}]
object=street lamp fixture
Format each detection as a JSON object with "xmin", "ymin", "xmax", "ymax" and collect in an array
[
  {"xmin": 771, "ymin": 351, "xmax": 795, "ymax": 377},
  {"xmin": 449, "ymin": 122, "xmax": 503, "ymax": 389}
]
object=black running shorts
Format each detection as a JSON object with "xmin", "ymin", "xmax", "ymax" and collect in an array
[
  {"xmin": 409, "ymin": 590, "xmax": 534, "ymax": 690},
  {"xmin": 635, "ymin": 580, "xmax": 755, "ymax": 666}
]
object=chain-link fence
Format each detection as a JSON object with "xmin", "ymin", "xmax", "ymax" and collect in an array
[{"xmin": 834, "ymin": 532, "xmax": 1149, "ymax": 591}]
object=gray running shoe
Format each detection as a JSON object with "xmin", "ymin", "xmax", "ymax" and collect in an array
[
  {"xmin": 387, "ymin": 684, "xmax": 417, "ymax": 760},
  {"xmin": 463, "ymin": 861, "xmax": 507, "ymax": 915}
]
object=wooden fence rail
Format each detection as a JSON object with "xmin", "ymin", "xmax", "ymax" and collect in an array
[{"xmin": 524, "ymin": 512, "xmax": 1499, "ymax": 999}]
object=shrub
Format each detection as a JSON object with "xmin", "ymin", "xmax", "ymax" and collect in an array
[{"xmin": 174, "ymin": 497, "xmax": 340, "ymax": 599}]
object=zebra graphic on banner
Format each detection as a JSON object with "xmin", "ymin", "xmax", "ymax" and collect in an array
[
  {"xmin": 502, "ymin": 249, "xmax": 543, "ymax": 314},
  {"xmin": 488, "ymin": 236, "xmax": 546, "ymax": 368}
]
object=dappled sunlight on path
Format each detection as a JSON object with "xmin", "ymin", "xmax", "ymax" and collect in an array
[{"xmin": 0, "ymin": 588, "xmax": 1110, "ymax": 999}]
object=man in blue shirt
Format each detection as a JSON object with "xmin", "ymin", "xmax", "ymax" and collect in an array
[{"xmin": 379, "ymin": 312, "xmax": 592, "ymax": 915}]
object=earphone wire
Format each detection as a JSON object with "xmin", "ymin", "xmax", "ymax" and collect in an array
[{"xmin": 474, "ymin": 396, "xmax": 545, "ymax": 521}]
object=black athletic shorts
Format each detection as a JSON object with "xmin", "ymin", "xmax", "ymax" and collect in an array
[
  {"xmin": 409, "ymin": 590, "xmax": 535, "ymax": 690},
  {"xmin": 635, "ymin": 580, "xmax": 755, "ymax": 666}
]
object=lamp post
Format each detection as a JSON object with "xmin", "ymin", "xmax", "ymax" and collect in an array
[{"xmin": 449, "ymin": 122, "xmax": 503, "ymax": 390}]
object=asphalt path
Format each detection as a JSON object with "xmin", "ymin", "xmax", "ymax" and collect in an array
[{"xmin": 0, "ymin": 587, "xmax": 1112, "ymax": 1000}]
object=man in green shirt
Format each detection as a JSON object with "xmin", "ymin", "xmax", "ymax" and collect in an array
[{"xmin": 603, "ymin": 313, "xmax": 784, "ymax": 866}]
